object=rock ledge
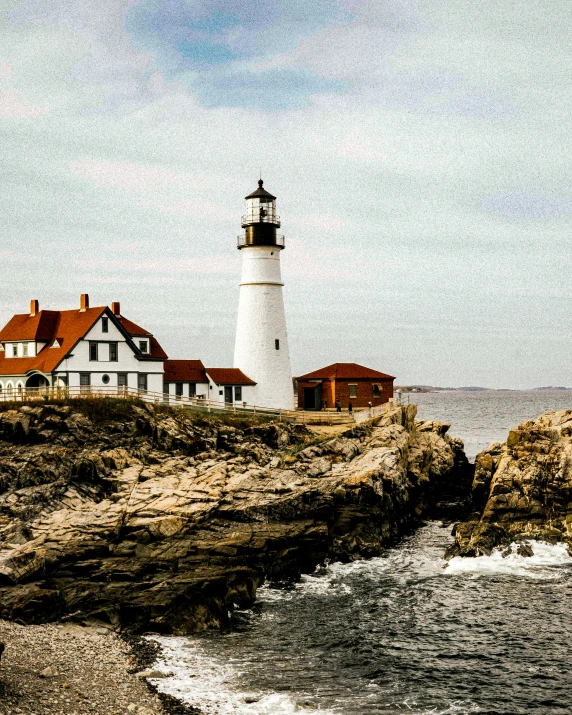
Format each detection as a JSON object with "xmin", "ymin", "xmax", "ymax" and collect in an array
[{"xmin": 0, "ymin": 400, "xmax": 468, "ymax": 633}]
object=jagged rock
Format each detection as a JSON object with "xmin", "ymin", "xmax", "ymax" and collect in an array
[
  {"xmin": 0, "ymin": 401, "xmax": 468, "ymax": 633},
  {"xmin": 448, "ymin": 409, "xmax": 572, "ymax": 558}
]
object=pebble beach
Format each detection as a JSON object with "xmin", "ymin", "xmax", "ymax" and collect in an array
[{"xmin": 0, "ymin": 620, "xmax": 198, "ymax": 715}]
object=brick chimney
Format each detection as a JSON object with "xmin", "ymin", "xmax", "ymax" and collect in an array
[
  {"xmin": 30, "ymin": 299, "xmax": 39, "ymax": 316},
  {"xmin": 111, "ymin": 301, "xmax": 121, "ymax": 316},
  {"xmin": 80, "ymin": 293, "xmax": 89, "ymax": 312}
]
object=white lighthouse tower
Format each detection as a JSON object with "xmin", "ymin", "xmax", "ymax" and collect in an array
[{"xmin": 234, "ymin": 180, "xmax": 294, "ymax": 410}]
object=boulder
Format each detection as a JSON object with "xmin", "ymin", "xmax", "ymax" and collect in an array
[{"xmin": 448, "ymin": 409, "xmax": 572, "ymax": 557}]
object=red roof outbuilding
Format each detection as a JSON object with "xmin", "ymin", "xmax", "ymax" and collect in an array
[
  {"xmin": 296, "ymin": 362, "xmax": 395, "ymax": 381},
  {"xmin": 296, "ymin": 362, "xmax": 394, "ymax": 410},
  {"xmin": 164, "ymin": 360, "xmax": 208, "ymax": 383},
  {"xmin": 206, "ymin": 368, "xmax": 256, "ymax": 385}
]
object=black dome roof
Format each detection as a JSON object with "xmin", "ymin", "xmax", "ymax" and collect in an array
[{"xmin": 245, "ymin": 179, "xmax": 276, "ymax": 201}]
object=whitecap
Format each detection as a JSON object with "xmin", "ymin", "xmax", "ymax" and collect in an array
[{"xmin": 444, "ymin": 540, "xmax": 571, "ymax": 579}]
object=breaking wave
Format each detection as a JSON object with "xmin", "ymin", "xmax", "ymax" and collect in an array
[
  {"xmin": 445, "ymin": 540, "xmax": 571, "ymax": 578},
  {"xmin": 149, "ymin": 523, "xmax": 572, "ymax": 714}
]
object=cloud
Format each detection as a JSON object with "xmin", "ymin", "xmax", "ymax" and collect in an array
[
  {"xmin": 0, "ymin": 0, "xmax": 572, "ymax": 385},
  {"xmin": 124, "ymin": 0, "xmax": 352, "ymax": 108}
]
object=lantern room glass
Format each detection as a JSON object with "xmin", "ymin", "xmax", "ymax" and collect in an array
[{"xmin": 242, "ymin": 197, "xmax": 280, "ymax": 227}]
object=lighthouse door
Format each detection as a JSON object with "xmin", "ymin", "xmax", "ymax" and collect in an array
[{"xmin": 224, "ymin": 386, "xmax": 233, "ymax": 404}]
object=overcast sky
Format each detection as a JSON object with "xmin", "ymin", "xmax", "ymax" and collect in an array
[{"xmin": 1, "ymin": 0, "xmax": 571, "ymax": 388}]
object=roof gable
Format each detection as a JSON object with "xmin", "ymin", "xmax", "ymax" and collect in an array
[
  {"xmin": 0, "ymin": 307, "xmax": 106, "ymax": 376},
  {"xmin": 116, "ymin": 316, "xmax": 168, "ymax": 360},
  {"xmin": 297, "ymin": 362, "xmax": 395, "ymax": 380},
  {"xmin": 0, "ymin": 305, "xmax": 169, "ymax": 375}
]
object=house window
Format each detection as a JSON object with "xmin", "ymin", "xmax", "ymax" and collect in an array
[
  {"xmin": 80, "ymin": 373, "xmax": 91, "ymax": 393},
  {"xmin": 118, "ymin": 373, "xmax": 128, "ymax": 387},
  {"xmin": 102, "ymin": 374, "xmax": 110, "ymax": 385},
  {"xmin": 22, "ymin": 343, "xmax": 28, "ymax": 357},
  {"xmin": 349, "ymin": 384, "xmax": 357, "ymax": 399},
  {"xmin": 139, "ymin": 340, "xmax": 148, "ymax": 353},
  {"xmin": 137, "ymin": 374, "xmax": 148, "ymax": 391},
  {"xmin": 102, "ymin": 317, "xmax": 109, "ymax": 333},
  {"xmin": 275, "ymin": 339, "xmax": 280, "ymax": 350},
  {"xmin": 176, "ymin": 383, "xmax": 183, "ymax": 397},
  {"xmin": 109, "ymin": 342, "xmax": 118, "ymax": 361},
  {"xmin": 12, "ymin": 344, "xmax": 18, "ymax": 358},
  {"xmin": 234, "ymin": 386, "xmax": 242, "ymax": 401},
  {"xmin": 89, "ymin": 342, "xmax": 98, "ymax": 361},
  {"xmin": 373, "ymin": 384, "xmax": 381, "ymax": 398},
  {"xmin": 189, "ymin": 383, "xmax": 196, "ymax": 397}
]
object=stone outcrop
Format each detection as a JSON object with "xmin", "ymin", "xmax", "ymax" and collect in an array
[
  {"xmin": 448, "ymin": 409, "xmax": 572, "ymax": 557},
  {"xmin": 0, "ymin": 400, "xmax": 467, "ymax": 633}
]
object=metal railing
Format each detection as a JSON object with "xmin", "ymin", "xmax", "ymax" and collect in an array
[
  {"xmin": 237, "ymin": 234, "xmax": 285, "ymax": 248},
  {"xmin": 241, "ymin": 209, "xmax": 280, "ymax": 227},
  {"xmin": 0, "ymin": 385, "xmax": 395, "ymax": 425}
]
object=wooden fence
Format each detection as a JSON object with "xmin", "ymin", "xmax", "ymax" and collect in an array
[{"xmin": 0, "ymin": 385, "xmax": 395, "ymax": 425}]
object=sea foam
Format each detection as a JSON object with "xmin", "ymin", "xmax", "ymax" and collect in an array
[
  {"xmin": 146, "ymin": 635, "xmax": 335, "ymax": 715},
  {"xmin": 444, "ymin": 540, "xmax": 572, "ymax": 578}
]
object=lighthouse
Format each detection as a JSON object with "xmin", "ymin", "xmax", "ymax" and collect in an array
[{"xmin": 234, "ymin": 180, "xmax": 294, "ymax": 410}]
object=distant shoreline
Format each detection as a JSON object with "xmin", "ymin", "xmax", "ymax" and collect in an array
[{"xmin": 395, "ymin": 386, "xmax": 572, "ymax": 393}]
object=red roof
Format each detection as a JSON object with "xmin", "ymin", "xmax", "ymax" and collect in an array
[
  {"xmin": 164, "ymin": 360, "xmax": 208, "ymax": 383},
  {"xmin": 0, "ymin": 305, "xmax": 168, "ymax": 376},
  {"xmin": 206, "ymin": 368, "xmax": 256, "ymax": 385},
  {"xmin": 117, "ymin": 317, "xmax": 151, "ymax": 337},
  {"xmin": 297, "ymin": 363, "xmax": 395, "ymax": 380},
  {"xmin": 0, "ymin": 307, "xmax": 106, "ymax": 376},
  {"xmin": 116, "ymin": 317, "xmax": 167, "ymax": 360},
  {"xmin": 0, "ymin": 310, "xmax": 60, "ymax": 342},
  {"xmin": 147, "ymin": 336, "xmax": 168, "ymax": 360}
]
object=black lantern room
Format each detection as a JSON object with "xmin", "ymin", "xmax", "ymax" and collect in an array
[{"xmin": 237, "ymin": 180, "xmax": 285, "ymax": 249}]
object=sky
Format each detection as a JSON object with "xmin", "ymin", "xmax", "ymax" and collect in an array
[{"xmin": 1, "ymin": 0, "xmax": 571, "ymax": 388}]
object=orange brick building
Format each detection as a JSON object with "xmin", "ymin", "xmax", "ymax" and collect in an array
[{"xmin": 296, "ymin": 362, "xmax": 395, "ymax": 410}]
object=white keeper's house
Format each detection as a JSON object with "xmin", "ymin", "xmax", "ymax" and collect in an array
[
  {"xmin": 0, "ymin": 294, "xmax": 167, "ymax": 397},
  {"xmin": 0, "ymin": 294, "xmax": 259, "ymax": 406}
]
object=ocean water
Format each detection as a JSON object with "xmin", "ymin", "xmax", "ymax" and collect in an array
[
  {"xmin": 413, "ymin": 389, "xmax": 572, "ymax": 461},
  {"xmin": 149, "ymin": 391, "xmax": 572, "ymax": 714}
]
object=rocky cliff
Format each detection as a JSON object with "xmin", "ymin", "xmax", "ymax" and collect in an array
[
  {"xmin": 448, "ymin": 409, "xmax": 572, "ymax": 557},
  {"xmin": 0, "ymin": 400, "xmax": 468, "ymax": 633}
]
